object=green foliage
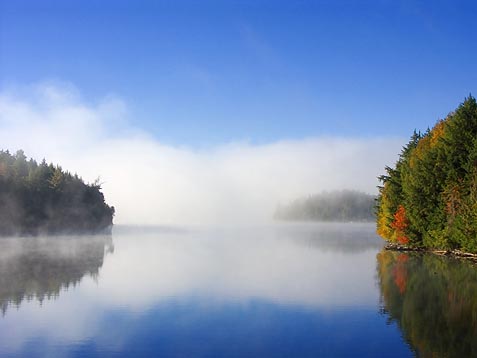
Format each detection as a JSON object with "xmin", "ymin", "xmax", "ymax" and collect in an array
[
  {"xmin": 274, "ymin": 190, "xmax": 375, "ymax": 222},
  {"xmin": 377, "ymin": 96, "xmax": 477, "ymax": 252},
  {"xmin": 0, "ymin": 150, "xmax": 115, "ymax": 236}
]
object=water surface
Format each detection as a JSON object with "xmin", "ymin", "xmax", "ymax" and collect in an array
[{"xmin": 1, "ymin": 223, "xmax": 468, "ymax": 357}]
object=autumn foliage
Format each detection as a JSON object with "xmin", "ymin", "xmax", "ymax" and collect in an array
[
  {"xmin": 376, "ymin": 96, "xmax": 477, "ymax": 252},
  {"xmin": 391, "ymin": 205, "xmax": 409, "ymax": 244}
]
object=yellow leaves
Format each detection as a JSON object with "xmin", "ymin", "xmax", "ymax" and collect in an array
[
  {"xmin": 377, "ymin": 213, "xmax": 393, "ymax": 240},
  {"xmin": 430, "ymin": 120, "xmax": 446, "ymax": 147},
  {"xmin": 376, "ymin": 182, "xmax": 394, "ymax": 241},
  {"xmin": 409, "ymin": 120, "xmax": 446, "ymax": 170},
  {"xmin": 409, "ymin": 135, "xmax": 430, "ymax": 169}
]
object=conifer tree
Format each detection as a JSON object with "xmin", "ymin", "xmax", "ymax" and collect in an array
[{"xmin": 377, "ymin": 96, "xmax": 477, "ymax": 252}]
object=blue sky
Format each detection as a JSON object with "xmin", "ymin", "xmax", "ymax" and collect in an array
[{"xmin": 1, "ymin": 0, "xmax": 476, "ymax": 146}]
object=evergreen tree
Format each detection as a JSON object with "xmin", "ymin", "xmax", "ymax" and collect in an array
[
  {"xmin": 377, "ymin": 96, "xmax": 477, "ymax": 252},
  {"xmin": 0, "ymin": 150, "xmax": 114, "ymax": 236}
]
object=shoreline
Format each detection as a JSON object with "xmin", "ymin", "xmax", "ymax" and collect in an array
[{"xmin": 384, "ymin": 243, "xmax": 477, "ymax": 262}]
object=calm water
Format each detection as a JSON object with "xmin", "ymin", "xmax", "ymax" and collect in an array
[{"xmin": 0, "ymin": 223, "xmax": 475, "ymax": 357}]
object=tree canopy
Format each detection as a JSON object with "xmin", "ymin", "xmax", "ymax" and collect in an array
[
  {"xmin": 0, "ymin": 150, "xmax": 114, "ymax": 236},
  {"xmin": 376, "ymin": 96, "xmax": 477, "ymax": 252}
]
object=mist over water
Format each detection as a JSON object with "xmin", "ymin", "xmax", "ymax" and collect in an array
[
  {"xmin": 0, "ymin": 83, "xmax": 410, "ymax": 356},
  {"xmin": 106, "ymin": 223, "xmax": 382, "ymax": 308},
  {"xmin": 0, "ymin": 83, "xmax": 405, "ymax": 226},
  {"xmin": 0, "ymin": 223, "xmax": 381, "ymax": 316},
  {"xmin": 0, "ymin": 223, "xmax": 415, "ymax": 358}
]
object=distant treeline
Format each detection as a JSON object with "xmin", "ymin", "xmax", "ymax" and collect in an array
[
  {"xmin": 0, "ymin": 150, "xmax": 114, "ymax": 236},
  {"xmin": 274, "ymin": 190, "xmax": 376, "ymax": 222},
  {"xmin": 376, "ymin": 96, "xmax": 477, "ymax": 252}
]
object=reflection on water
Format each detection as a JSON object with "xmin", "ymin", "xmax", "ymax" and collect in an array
[
  {"xmin": 377, "ymin": 250, "xmax": 477, "ymax": 357},
  {"xmin": 0, "ymin": 235, "xmax": 113, "ymax": 315},
  {"xmin": 0, "ymin": 224, "xmax": 415, "ymax": 357},
  {"xmin": 273, "ymin": 222, "xmax": 383, "ymax": 252},
  {"xmin": 106, "ymin": 223, "xmax": 383, "ymax": 308}
]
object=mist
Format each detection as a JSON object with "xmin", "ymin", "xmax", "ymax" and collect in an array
[{"xmin": 0, "ymin": 82, "xmax": 405, "ymax": 225}]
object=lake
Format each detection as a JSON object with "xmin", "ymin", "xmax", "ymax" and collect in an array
[{"xmin": 0, "ymin": 223, "xmax": 475, "ymax": 357}]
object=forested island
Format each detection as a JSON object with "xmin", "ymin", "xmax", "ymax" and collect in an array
[
  {"xmin": 377, "ymin": 96, "xmax": 477, "ymax": 253},
  {"xmin": 274, "ymin": 190, "xmax": 375, "ymax": 222},
  {"xmin": 0, "ymin": 150, "xmax": 114, "ymax": 236}
]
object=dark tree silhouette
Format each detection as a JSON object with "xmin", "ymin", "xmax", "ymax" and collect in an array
[{"xmin": 0, "ymin": 150, "xmax": 115, "ymax": 236}]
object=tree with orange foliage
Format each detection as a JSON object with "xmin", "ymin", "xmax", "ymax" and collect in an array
[
  {"xmin": 377, "ymin": 96, "xmax": 477, "ymax": 252},
  {"xmin": 391, "ymin": 205, "xmax": 409, "ymax": 244}
]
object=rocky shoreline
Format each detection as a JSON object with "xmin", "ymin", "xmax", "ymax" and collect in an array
[{"xmin": 384, "ymin": 243, "xmax": 477, "ymax": 262}]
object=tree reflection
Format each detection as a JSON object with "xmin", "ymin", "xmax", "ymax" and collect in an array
[
  {"xmin": 0, "ymin": 236, "xmax": 113, "ymax": 315},
  {"xmin": 377, "ymin": 250, "xmax": 477, "ymax": 357}
]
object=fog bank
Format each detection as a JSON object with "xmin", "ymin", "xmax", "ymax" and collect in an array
[{"xmin": 0, "ymin": 83, "xmax": 405, "ymax": 225}]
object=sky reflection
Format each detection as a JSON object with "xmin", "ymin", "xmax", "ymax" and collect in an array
[{"xmin": 0, "ymin": 223, "xmax": 409, "ymax": 357}]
